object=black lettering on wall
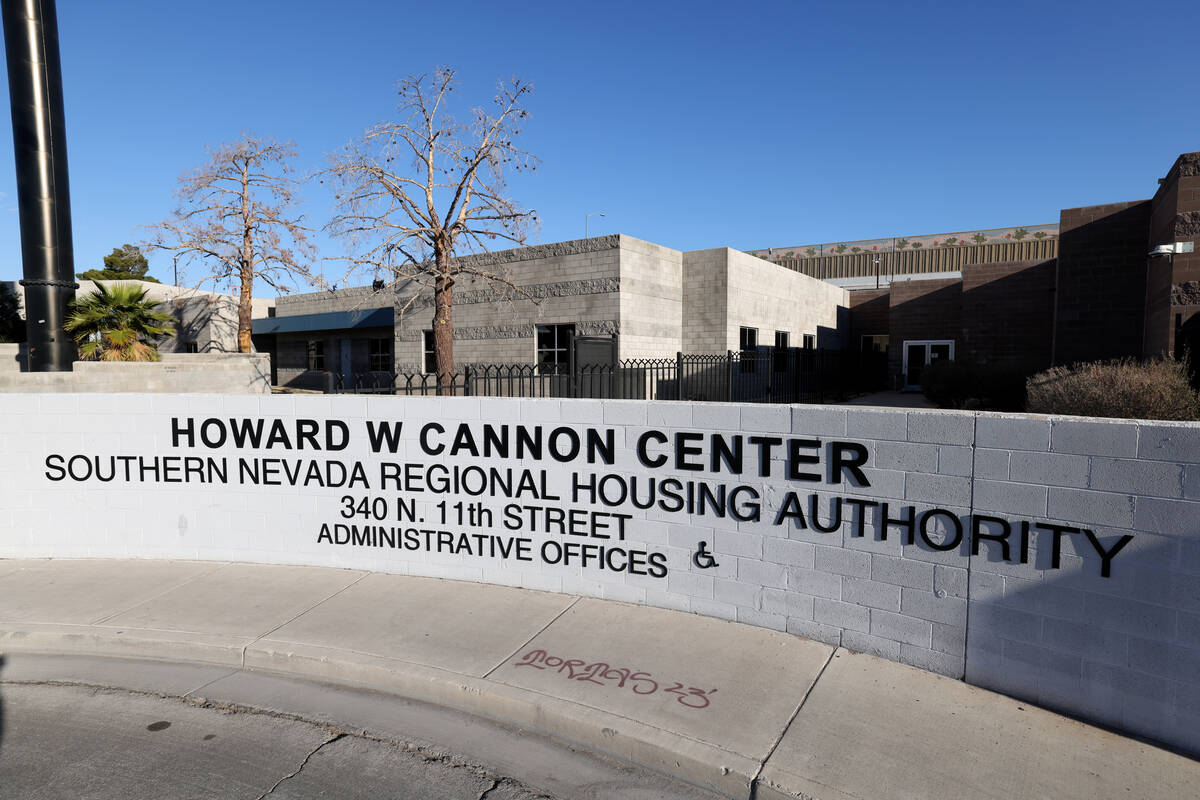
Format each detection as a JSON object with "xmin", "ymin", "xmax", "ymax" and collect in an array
[
  {"xmin": 675, "ymin": 432, "xmax": 704, "ymax": 471},
  {"xmin": 747, "ymin": 436, "xmax": 783, "ymax": 477},
  {"xmin": 971, "ymin": 515, "xmax": 1012, "ymax": 561},
  {"xmin": 1082, "ymin": 529, "xmax": 1134, "ymax": 578},
  {"xmin": 171, "ymin": 417, "xmax": 195, "ymax": 448},
  {"xmin": 366, "ymin": 421, "xmax": 404, "ymax": 453},
  {"xmin": 919, "ymin": 508, "xmax": 963, "ymax": 551},
  {"xmin": 421, "ymin": 422, "xmax": 445, "ymax": 455},
  {"xmin": 637, "ymin": 430, "xmax": 668, "ymax": 468},
  {"xmin": 786, "ymin": 438, "xmax": 821, "ymax": 481},
  {"xmin": 830, "ymin": 442, "xmax": 870, "ymax": 486}
]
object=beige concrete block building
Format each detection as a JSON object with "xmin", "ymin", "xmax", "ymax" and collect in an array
[{"xmin": 255, "ymin": 234, "xmax": 849, "ymax": 388}]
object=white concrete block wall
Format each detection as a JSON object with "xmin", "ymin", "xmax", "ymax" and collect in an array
[
  {"xmin": 616, "ymin": 236, "xmax": 683, "ymax": 359},
  {"xmin": 721, "ymin": 249, "xmax": 848, "ymax": 350},
  {"xmin": 1, "ymin": 396, "xmax": 1196, "ymax": 754},
  {"xmin": 681, "ymin": 249, "xmax": 849, "ymax": 353},
  {"xmin": 681, "ymin": 249, "xmax": 728, "ymax": 353},
  {"xmin": 0, "ymin": 356, "xmax": 271, "ymax": 393},
  {"xmin": 964, "ymin": 414, "xmax": 1200, "ymax": 752}
]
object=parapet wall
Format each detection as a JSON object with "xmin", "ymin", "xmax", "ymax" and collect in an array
[
  {"xmin": 0, "ymin": 395, "xmax": 1196, "ymax": 753},
  {"xmin": 0, "ymin": 350, "xmax": 270, "ymax": 393}
]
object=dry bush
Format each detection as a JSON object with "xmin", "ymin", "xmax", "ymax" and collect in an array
[{"xmin": 1025, "ymin": 357, "xmax": 1200, "ymax": 420}]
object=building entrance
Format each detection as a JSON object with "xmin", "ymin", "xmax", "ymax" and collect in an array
[{"xmin": 902, "ymin": 340, "xmax": 953, "ymax": 390}]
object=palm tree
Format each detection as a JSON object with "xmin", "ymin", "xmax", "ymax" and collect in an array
[{"xmin": 65, "ymin": 282, "xmax": 175, "ymax": 361}]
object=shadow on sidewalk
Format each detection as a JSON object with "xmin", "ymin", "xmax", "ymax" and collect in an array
[{"xmin": 0, "ymin": 653, "xmax": 6, "ymax": 755}]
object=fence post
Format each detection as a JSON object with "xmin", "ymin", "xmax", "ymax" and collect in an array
[
  {"xmin": 726, "ymin": 350, "xmax": 734, "ymax": 402},
  {"xmin": 463, "ymin": 365, "xmax": 472, "ymax": 397},
  {"xmin": 675, "ymin": 351, "xmax": 683, "ymax": 401},
  {"xmin": 793, "ymin": 347, "xmax": 802, "ymax": 403},
  {"xmin": 818, "ymin": 349, "xmax": 825, "ymax": 403}
]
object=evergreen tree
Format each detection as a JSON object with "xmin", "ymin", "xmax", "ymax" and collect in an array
[
  {"xmin": 0, "ymin": 282, "xmax": 24, "ymax": 342},
  {"xmin": 65, "ymin": 282, "xmax": 174, "ymax": 361},
  {"xmin": 77, "ymin": 244, "xmax": 160, "ymax": 283}
]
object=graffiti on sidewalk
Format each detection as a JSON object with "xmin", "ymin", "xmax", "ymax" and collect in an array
[{"xmin": 513, "ymin": 648, "xmax": 718, "ymax": 709}]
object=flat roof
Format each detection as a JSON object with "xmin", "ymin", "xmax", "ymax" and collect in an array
[{"xmin": 252, "ymin": 307, "xmax": 394, "ymax": 335}]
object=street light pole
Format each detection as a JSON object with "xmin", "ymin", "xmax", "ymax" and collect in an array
[
  {"xmin": 3, "ymin": 0, "xmax": 76, "ymax": 371},
  {"xmin": 585, "ymin": 212, "xmax": 605, "ymax": 239}
]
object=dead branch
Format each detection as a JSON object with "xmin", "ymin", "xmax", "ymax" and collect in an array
[
  {"xmin": 146, "ymin": 133, "xmax": 321, "ymax": 353},
  {"xmin": 323, "ymin": 68, "xmax": 538, "ymax": 387}
]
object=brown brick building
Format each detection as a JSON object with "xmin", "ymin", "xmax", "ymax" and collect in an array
[{"xmin": 785, "ymin": 151, "xmax": 1200, "ymax": 389}]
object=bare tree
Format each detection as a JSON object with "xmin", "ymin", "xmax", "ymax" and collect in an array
[
  {"xmin": 325, "ymin": 67, "xmax": 537, "ymax": 385},
  {"xmin": 148, "ymin": 134, "xmax": 318, "ymax": 353}
]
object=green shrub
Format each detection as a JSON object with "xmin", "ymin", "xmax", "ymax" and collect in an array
[
  {"xmin": 921, "ymin": 360, "xmax": 1026, "ymax": 411},
  {"xmin": 1025, "ymin": 357, "xmax": 1200, "ymax": 421}
]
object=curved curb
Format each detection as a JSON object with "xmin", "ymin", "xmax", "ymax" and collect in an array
[{"xmin": 0, "ymin": 626, "xmax": 756, "ymax": 799}]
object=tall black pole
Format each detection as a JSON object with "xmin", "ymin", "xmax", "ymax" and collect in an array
[{"xmin": 2, "ymin": 0, "xmax": 75, "ymax": 371}]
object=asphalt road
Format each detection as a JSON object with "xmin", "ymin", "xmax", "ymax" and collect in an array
[
  {"xmin": 0, "ymin": 682, "xmax": 547, "ymax": 799},
  {"xmin": 0, "ymin": 680, "xmax": 718, "ymax": 800}
]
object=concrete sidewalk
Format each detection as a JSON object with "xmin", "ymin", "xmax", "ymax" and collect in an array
[{"xmin": 0, "ymin": 559, "xmax": 1196, "ymax": 799}]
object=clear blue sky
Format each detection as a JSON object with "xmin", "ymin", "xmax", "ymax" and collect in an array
[{"xmin": 1, "ymin": 0, "xmax": 1198, "ymax": 294}]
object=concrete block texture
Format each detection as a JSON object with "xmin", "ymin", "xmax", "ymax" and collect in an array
[
  {"xmin": 975, "ymin": 414, "xmax": 1050, "ymax": 451},
  {"xmin": 813, "ymin": 545, "xmax": 870, "ymax": 578},
  {"xmin": 842, "ymin": 577, "xmax": 901, "ymax": 610},
  {"xmin": 4, "ymin": 397, "xmax": 1200, "ymax": 754},
  {"xmin": 843, "ymin": 408, "xmax": 907, "ymax": 441},
  {"xmin": 814, "ymin": 597, "xmax": 871, "ymax": 633},
  {"xmin": 908, "ymin": 411, "xmax": 974, "ymax": 444},
  {"xmin": 1090, "ymin": 457, "xmax": 1182, "ymax": 498},
  {"xmin": 1137, "ymin": 422, "xmax": 1200, "ymax": 462},
  {"xmin": 1051, "ymin": 419, "xmax": 1139, "ymax": 457},
  {"xmin": 871, "ymin": 554, "xmax": 935, "ymax": 589},
  {"xmin": 1011, "ymin": 451, "xmax": 1091, "ymax": 488},
  {"xmin": 870, "ymin": 609, "xmax": 932, "ymax": 647}
]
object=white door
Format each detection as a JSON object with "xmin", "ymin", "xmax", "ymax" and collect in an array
[{"xmin": 902, "ymin": 340, "xmax": 954, "ymax": 390}]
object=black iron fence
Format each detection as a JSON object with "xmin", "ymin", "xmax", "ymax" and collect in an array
[{"xmin": 330, "ymin": 348, "xmax": 887, "ymax": 404}]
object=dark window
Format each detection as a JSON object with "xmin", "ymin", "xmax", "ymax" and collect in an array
[
  {"xmin": 860, "ymin": 334, "xmax": 889, "ymax": 353},
  {"xmin": 423, "ymin": 330, "xmax": 436, "ymax": 374},
  {"xmin": 184, "ymin": 341, "xmax": 199, "ymax": 354},
  {"xmin": 739, "ymin": 326, "xmax": 758, "ymax": 373},
  {"xmin": 773, "ymin": 331, "xmax": 789, "ymax": 371},
  {"xmin": 369, "ymin": 338, "xmax": 392, "ymax": 372},
  {"xmin": 307, "ymin": 340, "xmax": 324, "ymax": 371},
  {"xmin": 536, "ymin": 324, "xmax": 574, "ymax": 373},
  {"xmin": 803, "ymin": 334, "xmax": 816, "ymax": 350}
]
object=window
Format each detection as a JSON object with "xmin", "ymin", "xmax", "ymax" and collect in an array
[
  {"xmin": 369, "ymin": 338, "xmax": 392, "ymax": 372},
  {"xmin": 773, "ymin": 331, "xmax": 789, "ymax": 371},
  {"xmin": 861, "ymin": 334, "xmax": 889, "ymax": 354},
  {"xmin": 184, "ymin": 341, "xmax": 199, "ymax": 354},
  {"xmin": 802, "ymin": 334, "xmax": 816, "ymax": 350},
  {"xmin": 739, "ymin": 326, "xmax": 758, "ymax": 373},
  {"xmin": 536, "ymin": 323, "xmax": 574, "ymax": 373},
  {"xmin": 902, "ymin": 340, "xmax": 955, "ymax": 388},
  {"xmin": 423, "ymin": 330, "xmax": 436, "ymax": 374},
  {"xmin": 306, "ymin": 340, "xmax": 324, "ymax": 371}
]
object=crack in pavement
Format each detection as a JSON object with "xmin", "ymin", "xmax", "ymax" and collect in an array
[
  {"xmin": 5, "ymin": 681, "xmax": 556, "ymax": 798},
  {"xmin": 255, "ymin": 732, "xmax": 347, "ymax": 800}
]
